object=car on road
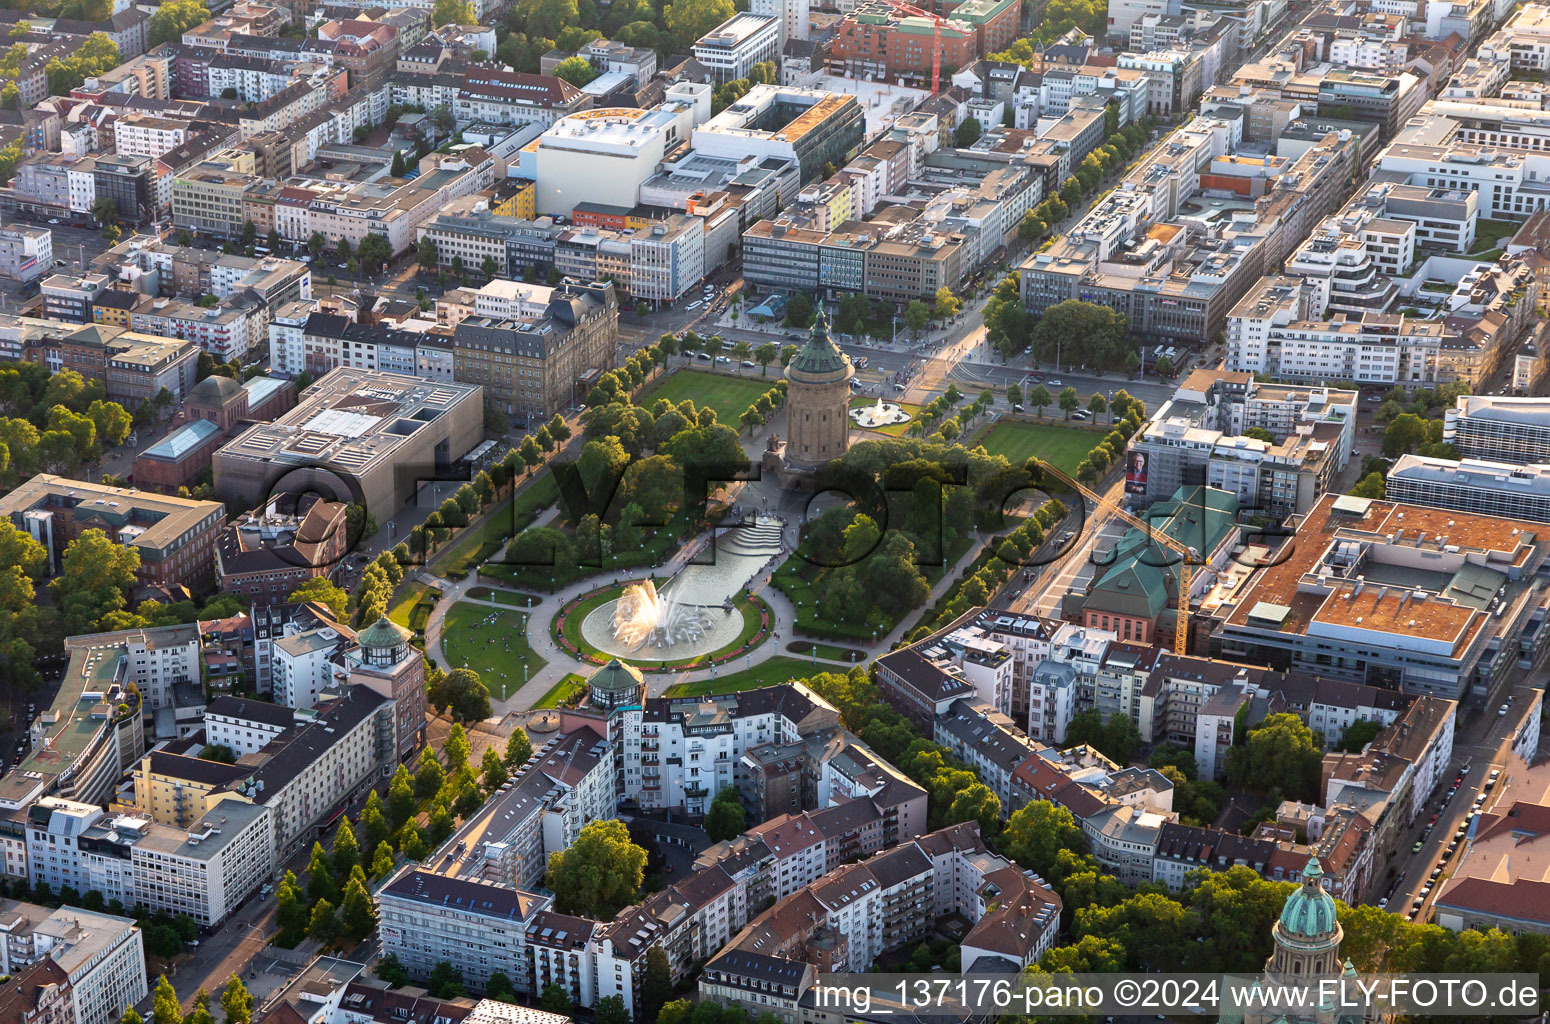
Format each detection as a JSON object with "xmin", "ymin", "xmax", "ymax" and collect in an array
[
  {"xmin": 1049, "ymin": 379, "xmax": 1064, "ymax": 387},
  {"xmin": 893, "ymin": 383, "xmax": 906, "ymax": 392},
  {"xmin": 1499, "ymin": 703, "xmax": 1509, "ymax": 716},
  {"xmin": 1490, "ymin": 769, "xmax": 1501, "ymax": 781},
  {"xmin": 1013, "ymin": 404, "xmax": 1025, "ymax": 412},
  {"xmin": 46, "ymin": 219, "xmax": 58, "ymax": 225},
  {"xmin": 1378, "ymin": 897, "xmax": 1388, "ymax": 907},
  {"xmin": 740, "ymin": 360, "xmax": 756, "ymax": 368},
  {"xmin": 695, "ymin": 352, "xmax": 711, "ymax": 360},
  {"xmin": 1071, "ymin": 410, "xmax": 1090, "ymax": 420},
  {"xmin": 686, "ymin": 300, "xmax": 704, "ymax": 311},
  {"xmin": 1413, "ymin": 841, "xmax": 1424, "ymax": 854}
]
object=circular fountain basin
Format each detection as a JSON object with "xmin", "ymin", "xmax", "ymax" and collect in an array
[
  {"xmin": 579, "ymin": 597, "xmax": 747, "ymax": 661},
  {"xmin": 850, "ymin": 400, "xmax": 912, "ymax": 428}
]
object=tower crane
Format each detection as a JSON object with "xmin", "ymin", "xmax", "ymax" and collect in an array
[
  {"xmin": 872, "ymin": 0, "xmax": 947, "ymax": 94},
  {"xmin": 1034, "ymin": 460, "xmax": 1204, "ymax": 657}
]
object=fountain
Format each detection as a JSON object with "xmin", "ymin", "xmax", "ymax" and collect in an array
[
  {"xmin": 578, "ymin": 515, "xmax": 787, "ymax": 661},
  {"xmin": 850, "ymin": 397, "xmax": 912, "ymax": 428},
  {"xmin": 609, "ymin": 578, "xmax": 714, "ymax": 651}
]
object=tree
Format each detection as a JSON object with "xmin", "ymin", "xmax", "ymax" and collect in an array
[
  {"xmin": 933, "ymin": 285, "xmax": 962, "ymax": 321},
  {"xmin": 1028, "ymin": 384, "xmax": 1052, "ymax": 417},
  {"xmin": 431, "ymin": 0, "xmax": 475, "ymax": 23},
  {"xmin": 287, "ymin": 576, "xmax": 348, "ymax": 620},
  {"xmin": 1383, "ymin": 412, "xmax": 1432, "ymax": 458},
  {"xmin": 376, "ymin": 953, "xmax": 410, "ymax": 988},
  {"xmin": 91, "ymin": 195, "xmax": 118, "ymax": 227},
  {"xmin": 51, "ymin": 529, "xmax": 138, "ymax": 635},
  {"xmin": 275, "ymin": 871, "xmax": 307, "ymax": 942},
  {"xmin": 1031, "ymin": 300, "xmax": 1128, "ymax": 370},
  {"xmin": 954, "ymin": 117, "xmax": 983, "ymax": 146},
  {"xmin": 416, "ymin": 235, "xmax": 438, "ymax": 270},
  {"xmin": 388, "ymin": 764, "xmax": 416, "ymax": 827},
  {"xmin": 1102, "ymin": 713, "xmax": 1142, "ymax": 765},
  {"xmin": 553, "ymin": 54, "xmax": 599, "ymax": 86},
  {"xmin": 904, "ymin": 299, "xmax": 931, "ymax": 338},
  {"xmin": 371, "ymin": 841, "xmax": 396, "ymax": 879},
  {"xmin": 1088, "ymin": 392, "xmax": 1108, "ymax": 421},
  {"xmin": 357, "ymin": 233, "xmax": 393, "ymax": 275},
  {"xmin": 705, "ymin": 787, "xmax": 746, "ymax": 841},
  {"xmin": 783, "ymin": 291, "xmax": 813, "ymax": 328},
  {"xmin": 639, "ymin": 946, "xmax": 673, "ymax": 1024},
  {"xmin": 540, "ymin": 985, "xmax": 573, "ymax": 1016},
  {"xmin": 1057, "ymin": 386, "xmax": 1080, "ymax": 419},
  {"xmin": 485, "ymin": 971, "xmax": 518, "ymax": 1003},
  {"xmin": 1002, "ymin": 800, "xmax": 1083, "ymax": 879},
  {"xmin": 1350, "ymin": 472, "xmax": 1386, "ymax": 499},
  {"xmin": 482, "ymin": 746, "xmax": 509, "ymax": 791},
  {"xmin": 149, "ymin": 0, "xmax": 210, "ymax": 46},
  {"xmin": 308, "ymin": 231, "xmax": 327, "ymax": 257},
  {"xmin": 1226, "ymin": 713, "xmax": 1323, "ymax": 801},
  {"xmin": 333, "ymin": 817, "xmax": 360, "ymax": 876},
  {"xmin": 505, "ymin": 726, "xmax": 533, "ymax": 768},
  {"xmin": 546, "ymin": 819, "xmax": 646, "ymax": 918},
  {"xmin": 306, "ymin": 898, "xmax": 338, "ymax": 946},
  {"xmin": 221, "ymin": 978, "xmax": 253, "ymax": 1024},
  {"xmin": 1006, "ymin": 383, "xmax": 1023, "ymax": 408},
  {"xmin": 426, "ymin": 962, "xmax": 465, "ymax": 999},
  {"xmin": 444, "ymin": 722, "xmax": 471, "ymax": 771},
  {"xmin": 121, "ymin": 1010, "xmax": 143, "ymax": 1024},
  {"xmin": 152, "ymin": 977, "xmax": 180, "ymax": 1024},
  {"xmin": 664, "ymin": 0, "xmax": 733, "ymax": 44},
  {"xmin": 1337, "ymin": 718, "xmax": 1383, "ymax": 753},
  {"xmin": 415, "ymin": 747, "xmax": 446, "ymax": 799},
  {"xmin": 428, "ymin": 667, "xmax": 492, "ymax": 722},
  {"xmin": 306, "ymin": 841, "xmax": 337, "ymax": 903},
  {"xmin": 340, "ymin": 875, "xmax": 377, "ymax": 940},
  {"xmin": 594, "ymin": 996, "xmax": 630, "ymax": 1024}
]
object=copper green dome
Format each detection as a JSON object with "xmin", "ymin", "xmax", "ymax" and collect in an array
[
  {"xmin": 358, "ymin": 615, "xmax": 411, "ymax": 650},
  {"xmin": 787, "ymin": 310, "xmax": 850, "ymax": 379},
  {"xmin": 1278, "ymin": 858, "xmax": 1338, "ymax": 940},
  {"xmin": 188, "ymin": 374, "xmax": 243, "ymax": 404},
  {"xmin": 589, "ymin": 657, "xmax": 644, "ymax": 692}
]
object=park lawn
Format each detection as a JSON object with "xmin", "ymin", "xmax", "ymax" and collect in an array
[
  {"xmin": 534, "ymin": 673, "xmax": 587, "ymax": 709},
  {"xmin": 468, "ymin": 587, "xmax": 540, "ymax": 607},
  {"xmin": 662, "ymin": 656, "xmax": 823, "ymax": 697},
  {"xmin": 786, "ymin": 640, "xmax": 867, "ymax": 663},
  {"xmin": 388, "ymin": 582, "xmax": 438, "ymax": 634},
  {"xmin": 1472, "ymin": 219, "xmax": 1519, "ymax": 253},
  {"xmin": 439, "ymin": 600, "xmax": 546, "ymax": 701},
  {"xmin": 848, "ymin": 397, "xmax": 924, "ymax": 436},
  {"xmin": 430, "ymin": 472, "xmax": 559, "ymax": 578},
  {"xmin": 976, "ymin": 419, "xmax": 1096, "ymax": 475},
  {"xmin": 640, "ymin": 369, "xmax": 774, "ymax": 423}
]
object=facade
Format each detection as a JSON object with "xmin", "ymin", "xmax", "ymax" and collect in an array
[
  {"xmin": 0, "ymin": 905, "xmax": 145, "ymax": 1024},
  {"xmin": 691, "ymin": 14, "xmax": 780, "ymax": 83},
  {"xmin": 343, "ymin": 617, "xmax": 427, "ymax": 761},
  {"xmin": 450, "ymin": 280, "xmax": 618, "ymax": 424},
  {"xmin": 1443, "ymin": 396, "xmax": 1550, "ymax": 463},
  {"xmin": 0, "ymin": 475, "xmax": 225, "ymax": 590},
  {"xmin": 212, "ymin": 368, "xmax": 484, "ymax": 516},
  {"xmin": 1386, "ymin": 454, "xmax": 1550, "ymax": 524},
  {"xmin": 0, "ymin": 227, "xmax": 52, "ymax": 284},
  {"xmin": 781, "ymin": 311, "xmax": 852, "ymax": 468}
]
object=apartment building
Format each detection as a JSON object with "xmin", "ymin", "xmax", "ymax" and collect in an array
[{"xmin": 0, "ymin": 227, "xmax": 52, "ymax": 284}]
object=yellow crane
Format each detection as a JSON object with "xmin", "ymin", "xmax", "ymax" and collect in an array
[{"xmin": 1034, "ymin": 460, "xmax": 1203, "ymax": 656}]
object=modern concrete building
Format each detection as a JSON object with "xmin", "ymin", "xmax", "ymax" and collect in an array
[
  {"xmin": 1443, "ymin": 396, "xmax": 1550, "ymax": 463},
  {"xmin": 692, "ymin": 13, "xmax": 780, "ymax": 83},
  {"xmin": 0, "ymin": 904, "xmax": 145, "ymax": 1024},
  {"xmin": 691, "ymin": 86, "xmax": 864, "ymax": 183},
  {"xmin": 212, "ymin": 368, "xmax": 485, "ymax": 517},
  {"xmin": 1385, "ymin": 455, "xmax": 1550, "ymax": 524},
  {"xmin": 533, "ymin": 106, "xmax": 692, "ymax": 217}
]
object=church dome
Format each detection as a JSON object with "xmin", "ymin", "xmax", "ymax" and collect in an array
[{"xmin": 1278, "ymin": 858, "xmax": 1338, "ymax": 941}]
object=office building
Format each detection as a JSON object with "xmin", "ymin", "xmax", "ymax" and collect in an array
[
  {"xmin": 691, "ymin": 14, "xmax": 780, "ymax": 83},
  {"xmin": 0, "ymin": 475, "xmax": 225, "ymax": 590},
  {"xmin": 0, "ymin": 227, "xmax": 51, "ymax": 284}
]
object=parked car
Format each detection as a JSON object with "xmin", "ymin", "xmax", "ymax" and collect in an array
[
  {"xmin": 1412, "ymin": 841, "xmax": 1424, "ymax": 854},
  {"xmin": 1499, "ymin": 703, "xmax": 1509, "ymax": 716}
]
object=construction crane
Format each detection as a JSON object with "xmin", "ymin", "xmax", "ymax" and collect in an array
[
  {"xmin": 873, "ymin": 0, "xmax": 946, "ymax": 95},
  {"xmin": 1034, "ymin": 460, "xmax": 1203, "ymax": 657}
]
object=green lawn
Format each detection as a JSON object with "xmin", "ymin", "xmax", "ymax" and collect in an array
[
  {"xmin": 1471, "ymin": 219, "xmax": 1520, "ymax": 253},
  {"xmin": 533, "ymin": 673, "xmax": 587, "ymax": 709},
  {"xmin": 439, "ymin": 601, "xmax": 546, "ymax": 701},
  {"xmin": 388, "ymin": 582, "xmax": 439, "ymax": 634},
  {"xmin": 468, "ymin": 587, "xmax": 540, "ymax": 607},
  {"xmin": 640, "ymin": 369, "xmax": 775, "ymax": 423},
  {"xmin": 786, "ymin": 640, "xmax": 867, "ymax": 663},
  {"xmin": 975, "ymin": 419, "xmax": 1098, "ymax": 475},
  {"xmin": 848, "ymin": 397, "xmax": 924, "ymax": 437},
  {"xmin": 662, "ymin": 656, "xmax": 823, "ymax": 697},
  {"xmin": 430, "ymin": 472, "xmax": 559, "ymax": 578}
]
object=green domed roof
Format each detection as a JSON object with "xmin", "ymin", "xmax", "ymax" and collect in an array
[
  {"xmin": 1278, "ymin": 858, "xmax": 1338, "ymax": 940},
  {"xmin": 358, "ymin": 615, "xmax": 410, "ymax": 650},
  {"xmin": 189, "ymin": 374, "xmax": 244, "ymax": 404},
  {"xmin": 589, "ymin": 657, "xmax": 643, "ymax": 692},
  {"xmin": 787, "ymin": 310, "xmax": 850, "ymax": 378}
]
